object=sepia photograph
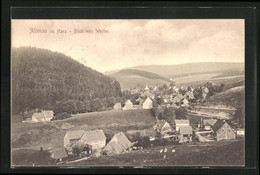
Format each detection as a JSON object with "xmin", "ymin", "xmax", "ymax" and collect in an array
[{"xmin": 11, "ymin": 19, "xmax": 245, "ymax": 167}]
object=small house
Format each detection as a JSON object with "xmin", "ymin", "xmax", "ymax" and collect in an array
[
  {"xmin": 186, "ymin": 91, "xmax": 195, "ymax": 99},
  {"xmin": 175, "ymin": 119, "xmax": 190, "ymax": 132},
  {"xmin": 178, "ymin": 126, "xmax": 193, "ymax": 143},
  {"xmin": 211, "ymin": 120, "xmax": 236, "ymax": 141},
  {"xmin": 181, "ymin": 98, "xmax": 189, "ymax": 106},
  {"xmin": 122, "ymin": 99, "xmax": 133, "ymax": 110},
  {"xmin": 103, "ymin": 132, "xmax": 132, "ymax": 155},
  {"xmin": 153, "ymin": 120, "xmax": 172, "ymax": 134},
  {"xmin": 64, "ymin": 130, "xmax": 85, "ymax": 148},
  {"xmin": 80, "ymin": 130, "xmax": 106, "ymax": 151},
  {"xmin": 50, "ymin": 148, "xmax": 68, "ymax": 162},
  {"xmin": 31, "ymin": 110, "xmax": 54, "ymax": 122},
  {"xmin": 142, "ymin": 97, "xmax": 153, "ymax": 109},
  {"xmin": 113, "ymin": 103, "xmax": 122, "ymax": 110}
]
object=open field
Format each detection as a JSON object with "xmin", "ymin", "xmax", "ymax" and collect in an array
[
  {"xmin": 11, "ymin": 109, "xmax": 156, "ymax": 150},
  {"xmin": 62, "ymin": 138, "xmax": 244, "ymax": 167}
]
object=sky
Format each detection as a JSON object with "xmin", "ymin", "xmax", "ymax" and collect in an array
[{"xmin": 12, "ymin": 19, "xmax": 244, "ymax": 73}]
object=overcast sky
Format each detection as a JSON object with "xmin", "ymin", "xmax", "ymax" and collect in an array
[{"xmin": 12, "ymin": 19, "xmax": 244, "ymax": 73}]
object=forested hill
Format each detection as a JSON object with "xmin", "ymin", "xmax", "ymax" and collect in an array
[{"xmin": 12, "ymin": 47, "xmax": 122, "ymax": 114}]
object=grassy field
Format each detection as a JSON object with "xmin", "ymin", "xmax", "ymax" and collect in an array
[
  {"xmin": 11, "ymin": 109, "xmax": 156, "ymax": 150},
  {"xmin": 63, "ymin": 138, "xmax": 244, "ymax": 167}
]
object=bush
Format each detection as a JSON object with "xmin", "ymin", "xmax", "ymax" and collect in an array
[{"xmin": 52, "ymin": 112, "xmax": 72, "ymax": 121}]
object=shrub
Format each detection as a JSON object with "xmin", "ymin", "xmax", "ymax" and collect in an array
[{"xmin": 52, "ymin": 112, "xmax": 72, "ymax": 121}]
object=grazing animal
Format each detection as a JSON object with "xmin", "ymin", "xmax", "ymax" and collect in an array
[
  {"xmin": 160, "ymin": 149, "xmax": 163, "ymax": 153},
  {"xmin": 163, "ymin": 155, "xmax": 166, "ymax": 159},
  {"xmin": 172, "ymin": 149, "xmax": 175, "ymax": 152},
  {"xmin": 164, "ymin": 148, "xmax": 167, "ymax": 152}
]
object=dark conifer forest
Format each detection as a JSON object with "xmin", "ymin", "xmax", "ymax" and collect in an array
[{"xmin": 12, "ymin": 47, "xmax": 122, "ymax": 114}]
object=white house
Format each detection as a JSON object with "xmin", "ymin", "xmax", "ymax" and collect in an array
[
  {"xmin": 31, "ymin": 110, "xmax": 54, "ymax": 122},
  {"xmin": 122, "ymin": 99, "xmax": 133, "ymax": 110},
  {"xmin": 142, "ymin": 97, "xmax": 153, "ymax": 109}
]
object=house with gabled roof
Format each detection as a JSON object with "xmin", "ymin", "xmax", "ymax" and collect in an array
[
  {"xmin": 31, "ymin": 110, "xmax": 54, "ymax": 122},
  {"xmin": 178, "ymin": 126, "xmax": 193, "ymax": 143},
  {"xmin": 103, "ymin": 132, "xmax": 132, "ymax": 155},
  {"xmin": 175, "ymin": 119, "xmax": 190, "ymax": 132},
  {"xmin": 211, "ymin": 120, "xmax": 236, "ymax": 141},
  {"xmin": 142, "ymin": 97, "xmax": 153, "ymax": 109},
  {"xmin": 122, "ymin": 99, "xmax": 133, "ymax": 110},
  {"xmin": 64, "ymin": 130, "xmax": 85, "ymax": 148},
  {"xmin": 80, "ymin": 130, "xmax": 106, "ymax": 150},
  {"xmin": 50, "ymin": 148, "xmax": 68, "ymax": 162},
  {"xmin": 153, "ymin": 120, "xmax": 172, "ymax": 134}
]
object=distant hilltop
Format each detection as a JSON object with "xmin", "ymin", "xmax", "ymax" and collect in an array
[{"xmin": 105, "ymin": 62, "xmax": 244, "ymax": 89}]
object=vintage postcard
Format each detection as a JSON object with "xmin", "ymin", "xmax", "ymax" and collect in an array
[{"xmin": 11, "ymin": 19, "xmax": 245, "ymax": 167}]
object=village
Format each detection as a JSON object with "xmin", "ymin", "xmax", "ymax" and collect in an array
[{"xmin": 18, "ymin": 83, "xmax": 245, "ymax": 164}]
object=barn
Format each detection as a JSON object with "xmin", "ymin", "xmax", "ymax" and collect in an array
[
  {"xmin": 212, "ymin": 120, "xmax": 236, "ymax": 141},
  {"xmin": 63, "ymin": 130, "xmax": 85, "ymax": 148},
  {"xmin": 103, "ymin": 132, "xmax": 132, "ymax": 155},
  {"xmin": 175, "ymin": 119, "xmax": 190, "ymax": 132},
  {"xmin": 80, "ymin": 130, "xmax": 106, "ymax": 150}
]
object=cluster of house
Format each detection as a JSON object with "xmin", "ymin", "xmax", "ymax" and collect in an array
[
  {"xmin": 153, "ymin": 117, "xmax": 244, "ymax": 143},
  {"xmin": 153, "ymin": 119, "xmax": 193, "ymax": 143},
  {"xmin": 50, "ymin": 129, "xmax": 133, "ymax": 162},
  {"xmin": 113, "ymin": 96, "xmax": 153, "ymax": 110},
  {"xmin": 126, "ymin": 84, "xmax": 210, "ymax": 108}
]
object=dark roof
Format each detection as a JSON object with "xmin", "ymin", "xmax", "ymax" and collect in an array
[{"xmin": 211, "ymin": 120, "xmax": 225, "ymax": 133}]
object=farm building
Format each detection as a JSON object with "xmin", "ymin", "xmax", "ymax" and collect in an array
[
  {"xmin": 175, "ymin": 119, "xmax": 190, "ymax": 132},
  {"xmin": 153, "ymin": 120, "xmax": 172, "ymax": 135},
  {"xmin": 211, "ymin": 120, "xmax": 236, "ymax": 141},
  {"xmin": 64, "ymin": 130, "xmax": 85, "ymax": 148},
  {"xmin": 122, "ymin": 99, "xmax": 133, "ymax": 110},
  {"xmin": 113, "ymin": 103, "xmax": 122, "ymax": 110},
  {"xmin": 142, "ymin": 97, "xmax": 153, "ymax": 109},
  {"xmin": 80, "ymin": 130, "xmax": 106, "ymax": 150},
  {"xmin": 203, "ymin": 119, "xmax": 217, "ymax": 130},
  {"xmin": 50, "ymin": 148, "xmax": 68, "ymax": 162},
  {"xmin": 31, "ymin": 110, "xmax": 54, "ymax": 122},
  {"xmin": 178, "ymin": 126, "xmax": 193, "ymax": 143},
  {"xmin": 103, "ymin": 132, "xmax": 132, "ymax": 155}
]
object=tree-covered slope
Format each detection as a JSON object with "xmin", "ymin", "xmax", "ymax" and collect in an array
[{"xmin": 12, "ymin": 47, "xmax": 121, "ymax": 114}]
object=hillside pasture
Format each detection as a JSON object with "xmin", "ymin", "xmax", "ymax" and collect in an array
[{"xmin": 11, "ymin": 109, "xmax": 156, "ymax": 150}]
